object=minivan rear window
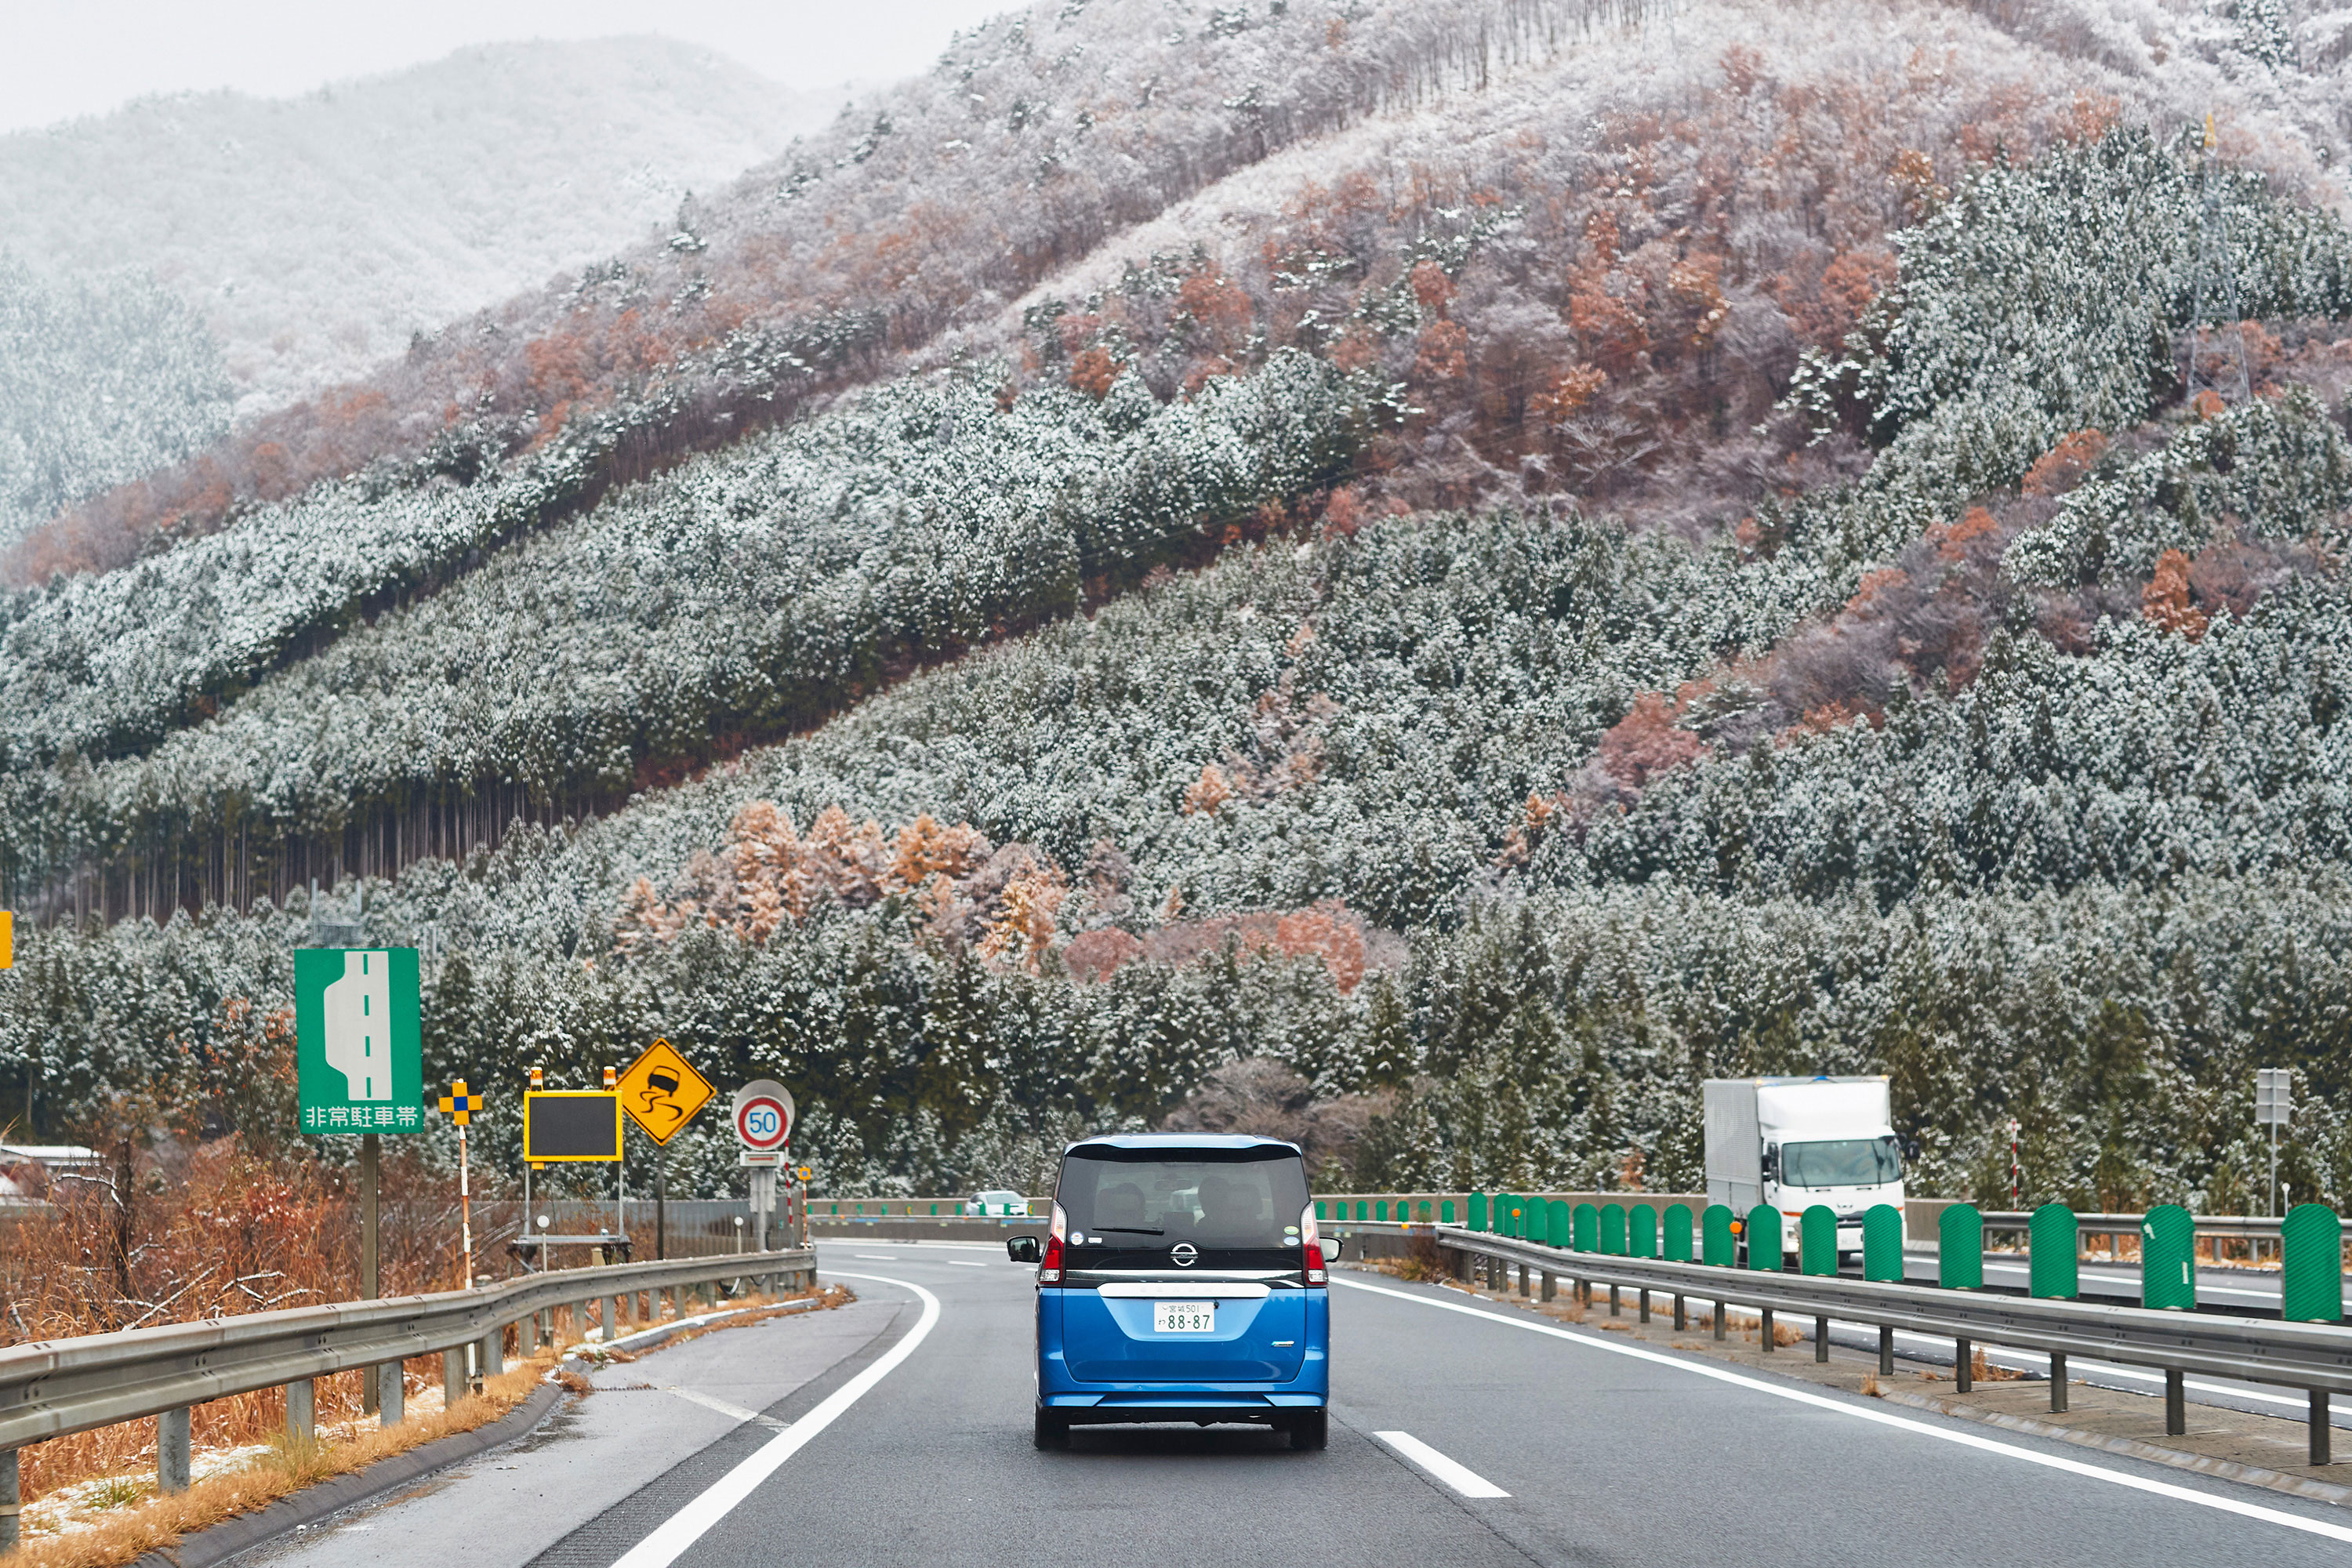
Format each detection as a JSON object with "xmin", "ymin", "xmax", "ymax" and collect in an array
[{"xmin": 1058, "ymin": 1145, "xmax": 1308, "ymax": 1249}]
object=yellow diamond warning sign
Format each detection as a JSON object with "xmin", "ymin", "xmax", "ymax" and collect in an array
[{"xmin": 616, "ymin": 1038, "xmax": 713, "ymax": 1145}]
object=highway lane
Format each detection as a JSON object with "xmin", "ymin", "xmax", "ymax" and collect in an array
[
  {"xmin": 252, "ymin": 1240, "xmax": 2352, "ymax": 1566},
  {"xmin": 1900, "ymin": 1248, "xmax": 2301, "ymax": 1312}
]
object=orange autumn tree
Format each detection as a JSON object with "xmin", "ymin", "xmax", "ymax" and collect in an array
[{"xmin": 2143, "ymin": 550, "xmax": 2209, "ymax": 640}]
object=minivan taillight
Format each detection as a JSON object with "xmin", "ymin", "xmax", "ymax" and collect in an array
[
  {"xmin": 1040, "ymin": 1202, "xmax": 1068, "ymax": 1283},
  {"xmin": 1301, "ymin": 1202, "xmax": 1327, "ymax": 1286}
]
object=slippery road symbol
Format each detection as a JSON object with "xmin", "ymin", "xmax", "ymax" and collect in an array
[{"xmin": 615, "ymin": 1040, "xmax": 714, "ymax": 1145}]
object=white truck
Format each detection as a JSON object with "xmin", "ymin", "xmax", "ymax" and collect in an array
[{"xmin": 1703, "ymin": 1076, "xmax": 1905, "ymax": 1265}]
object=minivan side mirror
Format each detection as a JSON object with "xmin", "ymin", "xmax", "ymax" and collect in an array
[{"xmin": 1007, "ymin": 1235, "xmax": 1041, "ymax": 1264}]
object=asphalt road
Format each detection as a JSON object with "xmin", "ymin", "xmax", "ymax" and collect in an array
[{"xmin": 256, "ymin": 1239, "xmax": 2352, "ymax": 1567}]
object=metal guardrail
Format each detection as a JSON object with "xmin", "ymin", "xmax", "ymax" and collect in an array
[
  {"xmin": 1974, "ymin": 1210, "xmax": 2283, "ymax": 1243},
  {"xmin": 0, "ymin": 1247, "xmax": 815, "ymax": 1547},
  {"xmin": 1340, "ymin": 1221, "xmax": 2350, "ymax": 1464},
  {"xmin": 811, "ymin": 1197, "xmax": 1047, "ymax": 1218}
]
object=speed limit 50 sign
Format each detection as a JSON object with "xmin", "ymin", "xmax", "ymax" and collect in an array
[{"xmin": 732, "ymin": 1079, "xmax": 795, "ymax": 1152}]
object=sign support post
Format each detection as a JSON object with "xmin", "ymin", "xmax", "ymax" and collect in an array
[
  {"xmin": 361, "ymin": 1132, "xmax": 380, "ymax": 1411},
  {"xmin": 293, "ymin": 946, "xmax": 423, "ymax": 1406},
  {"xmin": 2256, "ymin": 1069, "xmax": 2292, "ymax": 1236},
  {"xmin": 616, "ymin": 1039, "xmax": 713, "ymax": 1262},
  {"xmin": 731, "ymin": 1079, "xmax": 794, "ymax": 1255},
  {"xmin": 459, "ymin": 1123, "xmax": 472, "ymax": 1287}
]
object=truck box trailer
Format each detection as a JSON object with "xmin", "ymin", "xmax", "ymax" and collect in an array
[{"xmin": 1703, "ymin": 1076, "xmax": 1904, "ymax": 1262}]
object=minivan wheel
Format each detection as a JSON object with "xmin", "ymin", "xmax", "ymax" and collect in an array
[
  {"xmin": 1033, "ymin": 1408, "xmax": 1070, "ymax": 1450},
  {"xmin": 1288, "ymin": 1409, "xmax": 1328, "ymax": 1450}
]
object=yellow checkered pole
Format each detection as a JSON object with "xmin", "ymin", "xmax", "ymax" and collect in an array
[{"xmin": 437, "ymin": 1080, "xmax": 478, "ymax": 1288}]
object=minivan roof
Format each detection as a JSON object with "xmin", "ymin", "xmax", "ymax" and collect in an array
[{"xmin": 1065, "ymin": 1133, "xmax": 1301, "ymax": 1153}]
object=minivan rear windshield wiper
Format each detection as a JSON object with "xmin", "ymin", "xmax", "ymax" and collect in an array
[{"xmin": 1092, "ymin": 1225, "xmax": 1165, "ymax": 1236}]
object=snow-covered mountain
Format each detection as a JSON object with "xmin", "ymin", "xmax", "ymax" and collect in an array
[{"xmin": 0, "ymin": 36, "xmax": 847, "ymax": 421}]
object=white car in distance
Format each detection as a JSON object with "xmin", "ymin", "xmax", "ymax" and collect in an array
[{"xmin": 964, "ymin": 1189, "xmax": 1028, "ymax": 1217}]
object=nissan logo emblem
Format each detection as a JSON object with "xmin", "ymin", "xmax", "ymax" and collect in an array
[{"xmin": 1171, "ymin": 1242, "xmax": 1198, "ymax": 1267}]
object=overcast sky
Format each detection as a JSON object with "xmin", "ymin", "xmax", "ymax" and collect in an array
[{"xmin": 2, "ymin": 1, "xmax": 1016, "ymax": 133}]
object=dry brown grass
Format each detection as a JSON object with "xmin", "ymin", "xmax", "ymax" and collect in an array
[
  {"xmin": 2, "ymin": 1138, "xmax": 476, "ymax": 1501},
  {"xmin": 0, "ymin": 1355, "xmax": 554, "ymax": 1568}
]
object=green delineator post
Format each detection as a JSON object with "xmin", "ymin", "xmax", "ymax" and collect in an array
[
  {"xmin": 2283, "ymin": 1203, "xmax": 2344, "ymax": 1323},
  {"xmin": 2140, "ymin": 1203, "xmax": 2196, "ymax": 1312},
  {"xmin": 1940, "ymin": 1203, "xmax": 1984, "ymax": 1289},
  {"xmin": 1601, "ymin": 1203, "xmax": 1627, "ymax": 1256},
  {"xmin": 2030, "ymin": 1203, "xmax": 2079, "ymax": 1299},
  {"xmin": 1800, "ymin": 1205, "xmax": 1839, "ymax": 1276},
  {"xmin": 1549, "ymin": 1199, "xmax": 1570, "ymax": 1246},
  {"xmin": 1573, "ymin": 1202, "xmax": 1599, "ymax": 1252},
  {"xmin": 1469, "ymin": 1192, "xmax": 1489, "ymax": 1232},
  {"xmin": 1440, "ymin": 1200, "xmax": 1455, "ymax": 1224},
  {"xmin": 1665, "ymin": 1203, "xmax": 1695, "ymax": 1262},
  {"xmin": 1701, "ymin": 1203, "xmax": 1734, "ymax": 1266},
  {"xmin": 1631, "ymin": 1203, "xmax": 1658, "ymax": 1258},
  {"xmin": 1746, "ymin": 1204, "xmax": 1783, "ymax": 1270},
  {"xmin": 1526, "ymin": 1196, "xmax": 1548, "ymax": 1244},
  {"xmin": 1862, "ymin": 1203, "xmax": 1904, "ymax": 1282}
]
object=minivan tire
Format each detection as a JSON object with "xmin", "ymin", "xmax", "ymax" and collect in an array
[
  {"xmin": 1034, "ymin": 1408, "xmax": 1070, "ymax": 1450},
  {"xmin": 1288, "ymin": 1409, "xmax": 1328, "ymax": 1450}
]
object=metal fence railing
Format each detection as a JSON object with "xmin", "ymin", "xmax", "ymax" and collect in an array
[
  {"xmin": 0, "ymin": 1247, "xmax": 815, "ymax": 1550},
  {"xmin": 805, "ymin": 1193, "xmax": 2314, "ymax": 1254}
]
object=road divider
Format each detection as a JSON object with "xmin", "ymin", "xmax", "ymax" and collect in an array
[{"xmin": 1335, "ymin": 1210, "xmax": 2351, "ymax": 1465}]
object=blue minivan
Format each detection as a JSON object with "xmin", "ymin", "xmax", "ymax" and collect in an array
[{"xmin": 1007, "ymin": 1133, "xmax": 1330, "ymax": 1450}]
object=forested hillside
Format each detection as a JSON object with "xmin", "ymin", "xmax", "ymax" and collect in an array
[
  {"xmin": 5, "ymin": 0, "xmax": 2352, "ymax": 1230},
  {"xmin": 0, "ymin": 38, "xmax": 839, "ymax": 430},
  {"xmin": 0, "ymin": 257, "xmax": 233, "ymax": 545}
]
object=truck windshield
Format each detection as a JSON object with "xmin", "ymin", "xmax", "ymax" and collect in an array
[{"xmin": 1779, "ymin": 1136, "xmax": 1901, "ymax": 1189}]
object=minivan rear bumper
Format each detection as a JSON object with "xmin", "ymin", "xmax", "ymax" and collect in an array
[
  {"xmin": 1042, "ymin": 1395, "xmax": 1323, "ymax": 1427},
  {"xmin": 1036, "ymin": 1288, "xmax": 1328, "ymax": 1422}
]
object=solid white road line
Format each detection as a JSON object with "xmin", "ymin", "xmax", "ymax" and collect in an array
[
  {"xmin": 611, "ymin": 1273, "xmax": 941, "ymax": 1568},
  {"xmin": 853, "ymin": 1253, "xmax": 898, "ymax": 1260},
  {"xmin": 1374, "ymin": 1430, "xmax": 1511, "ymax": 1497},
  {"xmin": 1333, "ymin": 1276, "xmax": 2352, "ymax": 1544},
  {"xmin": 944, "ymin": 1260, "xmax": 989, "ymax": 1267}
]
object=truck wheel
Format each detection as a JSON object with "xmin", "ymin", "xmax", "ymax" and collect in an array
[
  {"xmin": 1288, "ymin": 1409, "xmax": 1328, "ymax": 1450},
  {"xmin": 1034, "ymin": 1408, "xmax": 1069, "ymax": 1450}
]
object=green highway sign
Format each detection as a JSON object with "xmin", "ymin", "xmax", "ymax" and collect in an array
[{"xmin": 295, "ymin": 949, "xmax": 424, "ymax": 1134}]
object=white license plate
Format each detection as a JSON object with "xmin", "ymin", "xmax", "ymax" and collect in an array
[{"xmin": 1153, "ymin": 1300, "xmax": 1216, "ymax": 1334}]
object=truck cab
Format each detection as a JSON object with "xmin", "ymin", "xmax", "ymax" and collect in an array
[{"xmin": 1704, "ymin": 1076, "xmax": 1905, "ymax": 1265}]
